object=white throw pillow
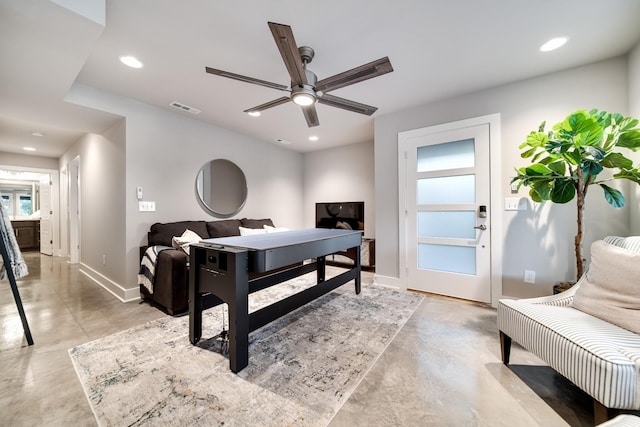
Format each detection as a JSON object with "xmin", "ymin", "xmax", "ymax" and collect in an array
[
  {"xmin": 171, "ymin": 229, "xmax": 202, "ymax": 255},
  {"xmin": 264, "ymin": 225, "xmax": 289, "ymax": 233},
  {"xmin": 239, "ymin": 226, "xmax": 267, "ymax": 236},
  {"xmin": 571, "ymin": 240, "xmax": 640, "ymax": 334}
]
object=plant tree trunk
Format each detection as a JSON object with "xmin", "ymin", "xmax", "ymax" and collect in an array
[
  {"xmin": 575, "ymin": 194, "xmax": 585, "ymax": 280},
  {"xmin": 575, "ymin": 168, "xmax": 587, "ymax": 281}
]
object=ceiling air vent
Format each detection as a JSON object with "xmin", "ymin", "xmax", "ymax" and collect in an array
[{"xmin": 170, "ymin": 101, "xmax": 201, "ymax": 115}]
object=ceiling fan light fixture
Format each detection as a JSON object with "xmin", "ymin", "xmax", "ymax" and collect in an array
[
  {"xmin": 291, "ymin": 85, "xmax": 317, "ymax": 106},
  {"xmin": 247, "ymin": 111, "xmax": 261, "ymax": 117}
]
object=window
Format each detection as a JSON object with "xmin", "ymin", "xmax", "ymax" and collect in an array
[{"xmin": 18, "ymin": 194, "xmax": 32, "ymax": 216}]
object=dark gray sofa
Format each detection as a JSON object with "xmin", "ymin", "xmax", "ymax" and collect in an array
[{"xmin": 139, "ymin": 218, "xmax": 274, "ymax": 314}]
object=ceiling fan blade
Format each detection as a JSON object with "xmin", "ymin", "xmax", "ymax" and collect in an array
[
  {"xmin": 315, "ymin": 57, "xmax": 393, "ymax": 94},
  {"xmin": 243, "ymin": 96, "xmax": 291, "ymax": 113},
  {"xmin": 317, "ymin": 93, "xmax": 378, "ymax": 116},
  {"xmin": 302, "ymin": 105, "xmax": 319, "ymax": 127},
  {"xmin": 205, "ymin": 67, "xmax": 288, "ymax": 91},
  {"xmin": 268, "ymin": 22, "xmax": 308, "ymax": 86}
]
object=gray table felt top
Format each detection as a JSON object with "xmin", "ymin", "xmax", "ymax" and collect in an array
[{"xmin": 200, "ymin": 228, "xmax": 362, "ymax": 251}]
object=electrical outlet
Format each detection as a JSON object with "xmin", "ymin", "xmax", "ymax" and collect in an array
[{"xmin": 524, "ymin": 270, "xmax": 536, "ymax": 284}]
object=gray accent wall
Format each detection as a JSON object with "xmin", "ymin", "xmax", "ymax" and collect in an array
[
  {"xmin": 375, "ymin": 56, "xmax": 633, "ymax": 298},
  {"xmin": 629, "ymin": 41, "xmax": 640, "ymax": 234},
  {"xmin": 302, "ymin": 141, "xmax": 375, "ymax": 238},
  {"xmin": 63, "ymin": 84, "xmax": 304, "ymax": 298}
]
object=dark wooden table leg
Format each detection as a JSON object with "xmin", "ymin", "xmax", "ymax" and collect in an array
[
  {"xmin": 354, "ymin": 245, "xmax": 361, "ymax": 294},
  {"xmin": 227, "ymin": 251, "xmax": 249, "ymax": 373},
  {"xmin": 189, "ymin": 250, "xmax": 202, "ymax": 345},
  {"xmin": 317, "ymin": 255, "xmax": 325, "ymax": 283}
]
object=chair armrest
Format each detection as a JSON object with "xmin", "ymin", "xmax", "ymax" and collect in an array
[
  {"xmin": 157, "ymin": 249, "xmax": 188, "ymax": 269},
  {"xmin": 500, "ymin": 271, "xmax": 588, "ymax": 308}
]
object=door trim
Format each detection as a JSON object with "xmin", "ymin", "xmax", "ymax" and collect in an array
[
  {"xmin": 0, "ymin": 164, "xmax": 61, "ymax": 257},
  {"xmin": 398, "ymin": 113, "xmax": 503, "ymax": 307}
]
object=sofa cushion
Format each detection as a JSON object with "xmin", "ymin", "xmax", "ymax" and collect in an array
[
  {"xmin": 206, "ymin": 219, "xmax": 242, "ymax": 238},
  {"xmin": 239, "ymin": 226, "xmax": 268, "ymax": 236},
  {"xmin": 264, "ymin": 225, "xmax": 289, "ymax": 233},
  {"xmin": 240, "ymin": 218, "xmax": 274, "ymax": 229},
  {"xmin": 571, "ymin": 240, "xmax": 640, "ymax": 334},
  {"xmin": 171, "ymin": 229, "xmax": 202, "ymax": 255},
  {"xmin": 148, "ymin": 221, "xmax": 208, "ymax": 246}
]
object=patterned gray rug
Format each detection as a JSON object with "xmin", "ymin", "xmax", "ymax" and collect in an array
[{"xmin": 69, "ymin": 273, "xmax": 423, "ymax": 426}]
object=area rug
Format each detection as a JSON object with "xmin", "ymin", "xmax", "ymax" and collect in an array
[{"xmin": 69, "ymin": 272, "xmax": 423, "ymax": 426}]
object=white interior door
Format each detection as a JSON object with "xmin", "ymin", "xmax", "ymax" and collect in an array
[
  {"xmin": 39, "ymin": 175, "xmax": 53, "ymax": 255},
  {"xmin": 403, "ymin": 124, "xmax": 491, "ymax": 303}
]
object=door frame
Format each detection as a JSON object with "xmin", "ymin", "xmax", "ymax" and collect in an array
[
  {"xmin": 68, "ymin": 156, "xmax": 81, "ymax": 265},
  {"xmin": 0, "ymin": 164, "xmax": 61, "ymax": 257},
  {"xmin": 398, "ymin": 113, "xmax": 503, "ymax": 307}
]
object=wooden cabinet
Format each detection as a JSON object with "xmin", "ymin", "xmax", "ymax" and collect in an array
[{"xmin": 11, "ymin": 220, "xmax": 40, "ymax": 251}]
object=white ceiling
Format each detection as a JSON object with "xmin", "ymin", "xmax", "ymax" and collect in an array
[{"xmin": 2, "ymin": 0, "xmax": 640, "ymax": 157}]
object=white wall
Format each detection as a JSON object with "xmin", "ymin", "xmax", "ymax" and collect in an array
[
  {"xmin": 59, "ymin": 120, "xmax": 127, "ymax": 290},
  {"xmin": 629, "ymin": 41, "xmax": 640, "ymax": 234},
  {"xmin": 65, "ymin": 84, "xmax": 304, "ymax": 297},
  {"xmin": 0, "ymin": 152, "xmax": 58, "ymax": 170},
  {"xmin": 302, "ymin": 141, "xmax": 375, "ymax": 237},
  {"xmin": 375, "ymin": 56, "xmax": 632, "ymax": 298}
]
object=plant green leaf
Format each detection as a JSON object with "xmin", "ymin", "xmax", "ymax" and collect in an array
[
  {"xmin": 613, "ymin": 169, "xmax": 640, "ymax": 185},
  {"xmin": 547, "ymin": 161, "xmax": 566, "ymax": 175},
  {"xmin": 529, "ymin": 187, "xmax": 543, "ymax": 203},
  {"xmin": 601, "ymin": 152, "xmax": 633, "ymax": 170},
  {"xmin": 580, "ymin": 159, "xmax": 603, "ymax": 176},
  {"xmin": 521, "ymin": 147, "xmax": 537, "ymax": 158},
  {"xmin": 582, "ymin": 145, "xmax": 605, "ymax": 160},
  {"xmin": 550, "ymin": 179, "xmax": 575, "ymax": 203},
  {"xmin": 600, "ymin": 184, "xmax": 625, "ymax": 207},
  {"xmin": 616, "ymin": 130, "xmax": 640, "ymax": 150},
  {"xmin": 531, "ymin": 180, "xmax": 552, "ymax": 201},
  {"xmin": 525, "ymin": 164, "xmax": 552, "ymax": 176}
]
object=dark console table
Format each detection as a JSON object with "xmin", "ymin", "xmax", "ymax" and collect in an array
[{"xmin": 189, "ymin": 228, "xmax": 362, "ymax": 373}]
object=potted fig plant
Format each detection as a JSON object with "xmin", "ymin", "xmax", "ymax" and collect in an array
[{"xmin": 511, "ymin": 109, "xmax": 640, "ymax": 291}]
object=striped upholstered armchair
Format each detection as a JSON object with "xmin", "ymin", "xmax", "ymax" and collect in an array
[{"xmin": 497, "ymin": 236, "xmax": 640, "ymax": 424}]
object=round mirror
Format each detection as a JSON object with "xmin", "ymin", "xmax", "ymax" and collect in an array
[{"xmin": 195, "ymin": 159, "xmax": 247, "ymax": 217}]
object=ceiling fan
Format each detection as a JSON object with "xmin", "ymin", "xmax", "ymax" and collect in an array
[{"xmin": 205, "ymin": 22, "xmax": 393, "ymax": 127}]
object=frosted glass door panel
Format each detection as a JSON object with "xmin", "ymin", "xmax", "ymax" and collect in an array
[
  {"xmin": 417, "ymin": 175, "xmax": 475, "ymax": 205},
  {"xmin": 418, "ymin": 244, "xmax": 476, "ymax": 275},
  {"xmin": 418, "ymin": 211, "xmax": 476, "ymax": 238},
  {"xmin": 417, "ymin": 138, "xmax": 475, "ymax": 172}
]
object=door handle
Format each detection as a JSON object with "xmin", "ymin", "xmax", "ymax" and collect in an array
[{"xmin": 474, "ymin": 224, "xmax": 486, "ymax": 230}]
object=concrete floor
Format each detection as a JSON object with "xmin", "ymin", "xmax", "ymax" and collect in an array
[{"xmin": 0, "ymin": 252, "xmax": 617, "ymax": 426}]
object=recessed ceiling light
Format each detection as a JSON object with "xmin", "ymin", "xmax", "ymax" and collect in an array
[
  {"xmin": 309, "ymin": 136, "xmax": 319, "ymax": 141},
  {"xmin": 119, "ymin": 55, "xmax": 143, "ymax": 68},
  {"xmin": 31, "ymin": 131, "xmax": 44, "ymax": 137},
  {"xmin": 247, "ymin": 111, "xmax": 261, "ymax": 117},
  {"xmin": 540, "ymin": 37, "xmax": 568, "ymax": 52},
  {"xmin": 23, "ymin": 147, "xmax": 36, "ymax": 152}
]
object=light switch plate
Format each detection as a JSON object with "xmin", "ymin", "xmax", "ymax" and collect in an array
[
  {"xmin": 505, "ymin": 197, "xmax": 527, "ymax": 211},
  {"xmin": 139, "ymin": 201, "xmax": 156, "ymax": 212}
]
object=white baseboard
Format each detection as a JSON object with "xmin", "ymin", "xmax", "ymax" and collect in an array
[
  {"xmin": 373, "ymin": 274, "xmax": 404, "ymax": 289},
  {"xmin": 79, "ymin": 263, "xmax": 139, "ymax": 302}
]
